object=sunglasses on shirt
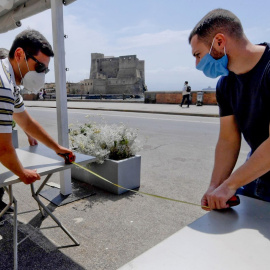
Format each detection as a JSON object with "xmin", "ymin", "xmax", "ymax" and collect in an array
[{"xmin": 25, "ymin": 52, "xmax": 50, "ymax": 74}]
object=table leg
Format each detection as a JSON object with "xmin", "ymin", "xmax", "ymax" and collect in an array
[
  {"xmin": 3, "ymin": 185, "xmax": 18, "ymax": 270},
  {"xmin": 31, "ymin": 174, "xmax": 53, "ymax": 217},
  {"xmin": 32, "ymin": 194, "xmax": 79, "ymax": 245},
  {"xmin": 13, "ymin": 194, "xmax": 18, "ymax": 270},
  {"xmin": 0, "ymin": 186, "xmax": 15, "ymax": 218},
  {"xmin": 30, "ymin": 184, "xmax": 45, "ymax": 217},
  {"xmin": 30, "ymin": 178, "xmax": 79, "ymax": 246}
]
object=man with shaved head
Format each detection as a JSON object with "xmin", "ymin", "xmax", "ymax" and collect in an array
[{"xmin": 189, "ymin": 9, "xmax": 270, "ymax": 210}]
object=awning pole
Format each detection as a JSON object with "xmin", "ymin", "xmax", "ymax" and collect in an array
[{"xmin": 51, "ymin": 0, "xmax": 71, "ymax": 195}]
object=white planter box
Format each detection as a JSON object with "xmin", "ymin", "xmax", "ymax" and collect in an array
[{"xmin": 71, "ymin": 155, "xmax": 141, "ymax": 194}]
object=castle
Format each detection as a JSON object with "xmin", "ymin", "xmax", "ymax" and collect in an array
[{"xmin": 81, "ymin": 53, "xmax": 146, "ymax": 96}]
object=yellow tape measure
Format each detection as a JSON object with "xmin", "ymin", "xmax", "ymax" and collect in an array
[{"xmin": 73, "ymin": 162, "xmax": 207, "ymax": 209}]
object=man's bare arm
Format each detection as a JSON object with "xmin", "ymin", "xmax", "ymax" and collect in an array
[
  {"xmin": 206, "ymin": 121, "xmax": 270, "ymax": 210},
  {"xmin": 201, "ymin": 115, "xmax": 241, "ymax": 210},
  {"xmin": 0, "ymin": 133, "xmax": 40, "ymax": 184}
]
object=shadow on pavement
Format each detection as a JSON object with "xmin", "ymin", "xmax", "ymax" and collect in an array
[{"xmin": 0, "ymin": 217, "xmax": 86, "ymax": 270}]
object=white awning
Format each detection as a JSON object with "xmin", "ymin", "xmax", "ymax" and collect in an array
[{"xmin": 0, "ymin": 0, "xmax": 76, "ymax": 33}]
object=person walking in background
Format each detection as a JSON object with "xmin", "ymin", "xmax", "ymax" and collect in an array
[
  {"xmin": 180, "ymin": 81, "xmax": 191, "ymax": 108},
  {"xmin": 39, "ymin": 89, "xmax": 44, "ymax": 100},
  {"xmin": 43, "ymin": 89, "xmax": 47, "ymax": 99}
]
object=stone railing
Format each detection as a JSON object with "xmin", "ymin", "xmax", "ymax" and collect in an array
[{"xmin": 144, "ymin": 91, "xmax": 217, "ymax": 105}]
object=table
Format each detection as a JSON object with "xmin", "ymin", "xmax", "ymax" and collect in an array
[
  {"xmin": 0, "ymin": 144, "xmax": 95, "ymax": 270},
  {"xmin": 118, "ymin": 195, "xmax": 270, "ymax": 270}
]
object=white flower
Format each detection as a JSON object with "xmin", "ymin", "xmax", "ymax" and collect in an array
[{"xmin": 69, "ymin": 122, "xmax": 141, "ymax": 164}]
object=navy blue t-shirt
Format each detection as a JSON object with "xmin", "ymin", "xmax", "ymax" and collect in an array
[
  {"xmin": 216, "ymin": 43, "xmax": 270, "ymax": 198},
  {"xmin": 216, "ymin": 43, "xmax": 270, "ymax": 153}
]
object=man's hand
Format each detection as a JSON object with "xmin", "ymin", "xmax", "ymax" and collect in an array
[
  {"xmin": 27, "ymin": 134, "xmax": 38, "ymax": 146},
  {"xmin": 56, "ymin": 147, "xmax": 76, "ymax": 164},
  {"xmin": 56, "ymin": 146, "xmax": 73, "ymax": 156},
  {"xmin": 19, "ymin": 169, "xmax": 40, "ymax": 184},
  {"xmin": 201, "ymin": 186, "xmax": 216, "ymax": 211},
  {"xmin": 202, "ymin": 182, "xmax": 236, "ymax": 210}
]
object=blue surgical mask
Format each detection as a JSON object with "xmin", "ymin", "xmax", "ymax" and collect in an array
[{"xmin": 196, "ymin": 38, "xmax": 229, "ymax": 78}]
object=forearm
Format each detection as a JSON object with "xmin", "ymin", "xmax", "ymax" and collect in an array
[
  {"xmin": 0, "ymin": 143, "xmax": 25, "ymax": 177},
  {"xmin": 202, "ymin": 137, "xmax": 241, "ymax": 210},
  {"xmin": 210, "ymin": 137, "xmax": 241, "ymax": 188},
  {"xmin": 224, "ymin": 137, "xmax": 270, "ymax": 190}
]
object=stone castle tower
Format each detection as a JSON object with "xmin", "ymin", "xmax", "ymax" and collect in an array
[{"xmin": 82, "ymin": 53, "xmax": 146, "ymax": 95}]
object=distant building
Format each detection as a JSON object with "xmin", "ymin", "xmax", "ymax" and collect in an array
[
  {"xmin": 202, "ymin": 86, "xmax": 216, "ymax": 91},
  {"xmin": 43, "ymin": 82, "xmax": 82, "ymax": 95},
  {"xmin": 23, "ymin": 53, "xmax": 147, "ymax": 99},
  {"xmin": 81, "ymin": 53, "xmax": 146, "ymax": 95}
]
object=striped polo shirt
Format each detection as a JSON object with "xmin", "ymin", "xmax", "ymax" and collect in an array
[{"xmin": 0, "ymin": 58, "xmax": 25, "ymax": 133}]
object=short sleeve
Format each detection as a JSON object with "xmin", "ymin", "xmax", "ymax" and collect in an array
[
  {"xmin": 0, "ymin": 86, "xmax": 24, "ymax": 133},
  {"xmin": 13, "ymin": 91, "xmax": 25, "ymax": 113},
  {"xmin": 262, "ymin": 60, "xmax": 270, "ymax": 100},
  {"xmin": 216, "ymin": 76, "xmax": 233, "ymax": 117},
  {"xmin": 0, "ymin": 86, "xmax": 15, "ymax": 133}
]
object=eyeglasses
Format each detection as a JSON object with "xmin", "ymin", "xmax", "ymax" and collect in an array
[{"xmin": 25, "ymin": 52, "xmax": 50, "ymax": 74}]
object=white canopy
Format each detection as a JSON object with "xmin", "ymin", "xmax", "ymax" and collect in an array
[
  {"xmin": 0, "ymin": 0, "xmax": 77, "ymax": 195},
  {"xmin": 0, "ymin": 0, "xmax": 76, "ymax": 33}
]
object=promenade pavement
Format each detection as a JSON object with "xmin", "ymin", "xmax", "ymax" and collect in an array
[
  {"xmin": 0, "ymin": 100, "xmax": 220, "ymax": 270},
  {"xmin": 24, "ymin": 100, "xmax": 219, "ymax": 118}
]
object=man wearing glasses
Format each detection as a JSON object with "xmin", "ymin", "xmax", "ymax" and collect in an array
[{"xmin": 0, "ymin": 29, "xmax": 74, "ymax": 212}]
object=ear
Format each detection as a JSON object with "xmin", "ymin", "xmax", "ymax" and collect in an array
[
  {"xmin": 14, "ymin": 47, "xmax": 25, "ymax": 63},
  {"xmin": 213, "ymin": 33, "xmax": 226, "ymax": 50}
]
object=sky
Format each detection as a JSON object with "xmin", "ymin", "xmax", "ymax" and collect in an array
[{"xmin": 0, "ymin": 0, "xmax": 269, "ymax": 91}]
